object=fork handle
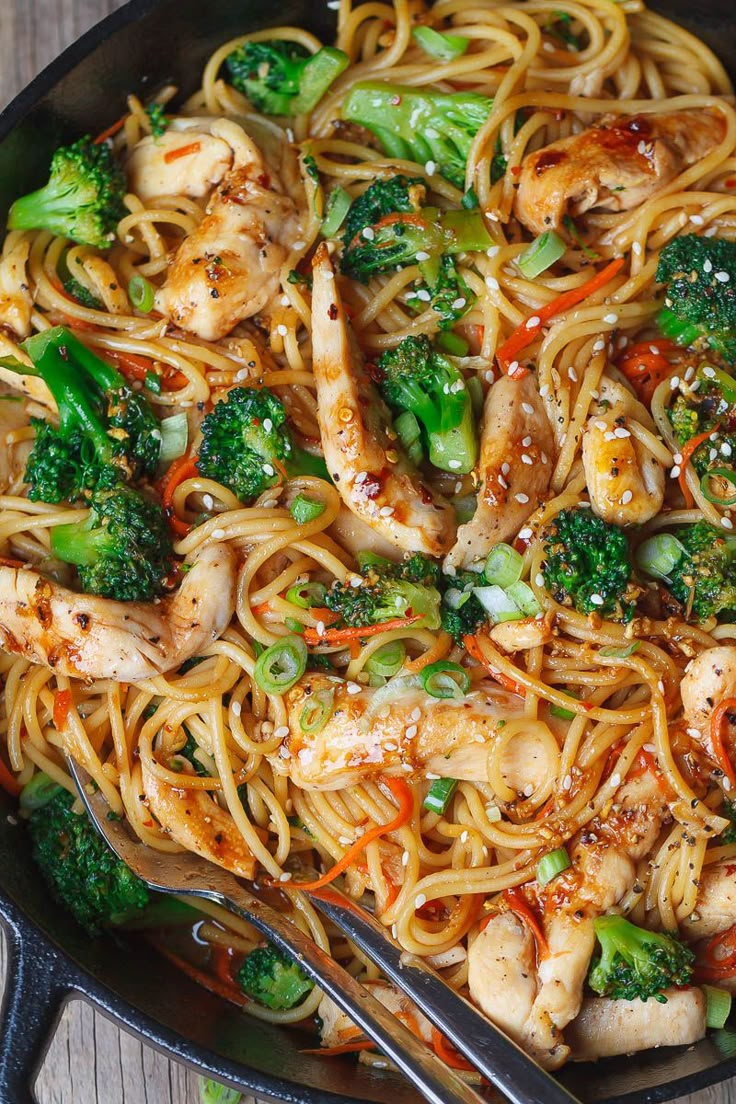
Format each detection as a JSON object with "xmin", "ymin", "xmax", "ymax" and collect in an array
[
  {"xmin": 307, "ymin": 884, "xmax": 583, "ymax": 1104},
  {"xmin": 197, "ymin": 881, "xmax": 485, "ymax": 1104}
]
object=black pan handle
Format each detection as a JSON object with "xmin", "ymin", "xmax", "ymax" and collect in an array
[{"xmin": 0, "ymin": 913, "xmax": 70, "ymax": 1104}]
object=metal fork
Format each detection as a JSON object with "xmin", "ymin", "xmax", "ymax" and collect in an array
[{"xmin": 69, "ymin": 760, "xmax": 582, "ymax": 1104}]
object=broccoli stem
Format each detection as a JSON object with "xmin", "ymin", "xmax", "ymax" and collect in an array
[
  {"xmin": 290, "ymin": 48, "xmax": 349, "ymax": 114},
  {"xmin": 288, "ymin": 444, "xmax": 330, "ymax": 481},
  {"xmin": 656, "ymin": 306, "xmax": 705, "ymax": 348},
  {"xmin": 50, "ymin": 517, "xmax": 108, "ymax": 566},
  {"xmin": 428, "ymin": 396, "xmax": 477, "ymax": 473}
]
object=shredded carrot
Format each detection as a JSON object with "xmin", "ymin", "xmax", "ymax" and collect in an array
[
  {"xmin": 292, "ymin": 777, "xmax": 414, "ymax": 891},
  {"xmin": 211, "ymin": 945, "xmax": 236, "ymax": 987},
  {"xmin": 405, "ymin": 631, "xmax": 453, "ymax": 673},
  {"xmin": 617, "ymin": 351, "xmax": 673, "ymax": 404},
  {"xmin": 698, "ymin": 923, "xmax": 736, "ymax": 980},
  {"xmin": 0, "ymin": 759, "xmax": 21, "ymax": 797},
  {"xmin": 93, "ymin": 114, "xmax": 128, "ymax": 144},
  {"xmin": 159, "ymin": 454, "xmax": 199, "ymax": 537},
  {"xmin": 463, "ymin": 634, "xmax": 526, "ymax": 696},
  {"xmin": 152, "ymin": 943, "xmax": 248, "ymax": 1006},
  {"xmin": 103, "ymin": 348, "xmax": 188, "ymax": 392},
  {"xmin": 678, "ymin": 427, "xmax": 715, "ymax": 508},
  {"xmin": 431, "ymin": 1027, "xmax": 475, "ymax": 1072},
  {"xmin": 0, "ymin": 557, "xmax": 24, "ymax": 569},
  {"xmin": 302, "ymin": 1042, "xmax": 377, "ymax": 1056},
  {"xmin": 59, "ymin": 314, "xmax": 100, "ymax": 332},
  {"xmin": 53, "ymin": 689, "xmax": 73, "ymax": 732},
  {"xmin": 496, "ymin": 257, "xmax": 626, "ymax": 377},
  {"xmin": 503, "ymin": 887, "xmax": 549, "ymax": 959},
  {"xmin": 163, "ymin": 141, "xmax": 202, "ymax": 164},
  {"xmin": 711, "ymin": 698, "xmax": 736, "ymax": 790},
  {"xmin": 303, "ymin": 616, "xmax": 420, "ymax": 646}
]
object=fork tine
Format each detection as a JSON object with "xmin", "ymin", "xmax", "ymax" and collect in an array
[{"xmin": 66, "ymin": 758, "xmax": 488, "ymax": 1104}]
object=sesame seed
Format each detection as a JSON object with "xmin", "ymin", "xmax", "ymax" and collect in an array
[
  {"xmin": 521, "ymin": 453, "xmax": 532, "ymax": 465},
  {"xmin": 355, "ymin": 470, "xmax": 368, "ymax": 484},
  {"xmin": 415, "ymin": 894, "xmax": 427, "ymax": 909},
  {"xmin": 723, "ymin": 517, "xmax": 734, "ymax": 529},
  {"xmin": 379, "ymin": 505, "xmax": 395, "ymax": 517},
  {"xmin": 621, "ymin": 489, "xmax": 633, "ymax": 504},
  {"xmin": 415, "ymin": 251, "xmax": 431, "ymax": 262},
  {"xmin": 425, "ymin": 161, "xmax": 436, "ymax": 176},
  {"xmin": 522, "ymin": 783, "xmax": 534, "ymax": 797},
  {"xmin": 704, "ymin": 258, "xmax": 713, "ymax": 274},
  {"xmin": 562, "ymin": 774, "xmax": 572, "ymax": 791},
  {"xmin": 603, "ymin": 313, "xmax": 618, "ymax": 325},
  {"xmin": 316, "ymin": 621, "xmax": 326, "ymax": 635},
  {"xmin": 702, "ymin": 366, "xmax": 716, "ymax": 378},
  {"xmin": 522, "ymin": 402, "xmax": 534, "ymax": 415},
  {"xmin": 595, "ymin": 420, "xmax": 608, "ymax": 431},
  {"xmin": 610, "ymin": 773, "xmax": 621, "ymax": 788},
  {"xmin": 279, "ymin": 872, "xmax": 293, "ymax": 882},
  {"xmin": 211, "ymin": 528, "xmax": 225, "ymax": 539},
  {"xmin": 670, "ymin": 376, "xmax": 680, "ymax": 390},
  {"xmin": 519, "ymin": 527, "xmax": 533, "ymax": 539},
  {"xmin": 203, "ymin": 493, "xmax": 214, "ymax": 510},
  {"xmin": 346, "ymin": 682, "xmax": 362, "ymax": 694},
  {"xmin": 690, "ymin": 214, "xmax": 704, "ymax": 225},
  {"xmin": 716, "ymin": 271, "xmax": 731, "ymax": 283},
  {"xmin": 235, "ymin": 368, "xmax": 248, "ymax": 381},
  {"xmin": 362, "ymin": 226, "xmax": 375, "ymax": 241},
  {"xmin": 592, "ymin": 339, "xmax": 606, "ymax": 353},
  {"xmin": 526, "ymin": 316, "xmax": 541, "ymax": 329},
  {"xmin": 448, "ymin": 459, "xmax": 462, "ymax": 469},
  {"xmin": 568, "ymin": 366, "xmax": 578, "ymax": 382},
  {"xmin": 231, "ymin": 701, "xmax": 242, "ymax": 717},
  {"xmin": 501, "ymin": 462, "xmax": 510, "ymax": 476},
  {"xmin": 590, "ymin": 593, "xmax": 605, "ymax": 606},
  {"xmin": 535, "ymin": 573, "xmax": 545, "ymax": 586},
  {"xmin": 451, "ymin": 297, "xmax": 466, "ymax": 310},
  {"xmin": 402, "ymin": 850, "xmax": 410, "ymax": 866},
  {"xmin": 614, "ymin": 427, "xmax": 631, "ymax": 438},
  {"xmin": 485, "ymin": 275, "xmax": 500, "ymax": 290},
  {"xmin": 274, "ymin": 725, "xmax": 290, "ymax": 739},
  {"xmin": 670, "ymin": 465, "xmax": 681, "ymax": 478},
  {"xmin": 515, "ymin": 492, "xmax": 529, "ymax": 504},
  {"xmin": 292, "ymin": 241, "xmax": 305, "ymax": 251},
  {"xmin": 276, "ymin": 324, "xmax": 288, "ymax": 337},
  {"xmin": 673, "ymin": 453, "xmax": 683, "ymax": 464},
  {"xmin": 632, "ymin": 241, "xmax": 642, "ymax": 256},
  {"xmin": 416, "ymin": 288, "xmax": 431, "ymax": 302},
  {"xmin": 406, "ymin": 724, "xmax": 418, "ymax": 739},
  {"xmin": 508, "ymin": 360, "xmax": 520, "ymax": 374}
]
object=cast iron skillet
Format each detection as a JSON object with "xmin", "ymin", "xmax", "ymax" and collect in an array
[{"xmin": 2, "ymin": 2, "xmax": 736, "ymax": 1100}]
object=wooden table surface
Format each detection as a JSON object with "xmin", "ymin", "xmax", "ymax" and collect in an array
[{"xmin": 0, "ymin": 1, "xmax": 734, "ymax": 1101}]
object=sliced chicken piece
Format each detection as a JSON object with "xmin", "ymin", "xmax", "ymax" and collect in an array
[
  {"xmin": 490, "ymin": 616, "xmax": 552, "ymax": 652},
  {"xmin": 0, "ymin": 542, "xmax": 237, "ymax": 681},
  {"xmin": 0, "ymin": 238, "xmax": 33, "ymax": 339},
  {"xmin": 141, "ymin": 759, "xmax": 257, "ymax": 878},
  {"xmin": 155, "ymin": 123, "xmax": 303, "ymax": 341},
  {"xmin": 126, "ymin": 127, "xmax": 234, "ymax": 203},
  {"xmin": 311, "ymin": 246, "xmax": 456, "ymax": 558},
  {"xmin": 329, "ymin": 504, "xmax": 399, "ymax": 561},
  {"xmin": 468, "ymin": 912, "xmax": 538, "ymax": 1043},
  {"xmin": 445, "ymin": 374, "xmax": 554, "ymax": 571},
  {"xmin": 567, "ymin": 989, "xmax": 706, "ymax": 1060},
  {"xmin": 682, "ymin": 858, "xmax": 736, "ymax": 939},
  {"xmin": 273, "ymin": 672, "xmax": 530, "ymax": 791},
  {"xmin": 582, "ymin": 407, "xmax": 665, "ymax": 526},
  {"xmin": 515, "ymin": 110, "xmax": 725, "ymax": 236},
  {"xmin": 680, "ymin": 645, "xmax": 736, "ymax": 770},
  {"xmin": 318, "ymin": 980, "xmax": 433, "ymax": 1050}
]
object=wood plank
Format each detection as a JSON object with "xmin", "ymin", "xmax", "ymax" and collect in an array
[{"xmin": 0, "ymin": 0, "xmax": 734, "ymax": 1101}]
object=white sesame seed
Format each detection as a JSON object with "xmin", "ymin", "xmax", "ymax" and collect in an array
[
  {"xmin": 670, "ymin": 376, "xmax": 680, "ymax": 390},
  {"xmin": 447, "ymin": 459, "xmax": 462, "ymax": 469},
  {"xmin": 562, "ymin": 774, "xmax": 572, "ymax": 791},
  {"xmin": 704, "ymin": 258, "xmax": 713, "ymax": 274},
  {"xmin": 508, "ymin": 360, "xmax": 520, "ymax": 374},
  {"xmin": 632, "ymin": 241, "xmax": 642, "ymax": 256},
  {"xmin": 603, "ymin": 313, "xmax": 618, "ymax": 325},
  {"xmin": 235, "ymin": 368, "xmax": 248, "ymax": 381},
  {"xmin": 670, "ymin": 465, "xmax": 681, "ymax": 478},
  {"xmin": 621, "ymin": 489, "xmax": 633, "ymax": 505},
  {"xmin": 451, "ymin": 297, "xmax": 466, "ymax": 310},
  {"xmin": 535, "ymin": 573, "xmax": 545, "ymax": 587},
  {"xmin": 274, "ymin": 725, "xmax": 290, "ymax": 740},
  {"xmin": 501, "ymin": 462, "xmax": 510, "ymax": 476},
  {"xmin": 716, "ymin": 271, "xmax": 731, "ymax": 283},
  {"xmin": 515, "ymin": 492, "xmax": 529, "ymax": 504},
  {"xmin": 279, "ymin": 872, "xmax": 293, "ymax": 882},
  {"xmin": 705, "ymin": 226, "xmax": 718, "ymax": 237},
  {"xmin": 637, "ymin": 139, "xmax": 647, "ymax": 154},
  {"xmin": 519, "ymin": 527, "xmax": 533, "ymax": 540},
  {"xmin": 415, "ymin": 251, "xmax": 431, "ymax": 262},
  {"xmin": 231, "ymin": 701, "xmax": 242, "ymax": 718},
  {"xmin": 614, "ymin": 427, "xmax": 631, "ymax": 438},
  {"xmin": 379, "ymin": 505, "xmax": 395, "ymax": 517},
  {"xmin": 526, "ymin": 315, "xmax": 541, "ymax": 329},
  {"xmin": 702, "ymin": 366, "xmax": 716, "ymax": 378},
  {"xmin": 610, "ymin": 773, "xmax": 621, "ymax": 788},
  {"xmin": 406, "ymin": 724, "xmax": 418, "ymax": 740},
  {"xmin": 425, "ymin": 161, "xmax": 436, "ymax": 176},
  {"xmin": 276, "ymin": 323, "xmax": 288, "ymax": 337},
  {"xmin": 723, "ymin": 517, "xmax": 734, "ymax": 529},
  {"xmin": 522, "ymin": 402, "xmax": 534, "ymax": 415},
  {"xmin": 316, "ymin": 621, "xmax": 326, "ymax": 635},
  {"xmin": 673, "ymin": 453, "xmax": 683, "ymax": 464},
  {"xmin": 568, "ymin": 366, "xmax": 578, "ymax": 382},
  {"xmin": 402, "ymin": 850, "xmax": 410, "ymax": 866},
  {"xmin": 690, "ymin": 214, "xmax": 704, "ymax": 225},
  {"xmin": 487, "ymin": 245, "xmax": 500, "ymax": 257},
  {"xmin": 410, "ymin": 706, "xmax": 422, "ymax": 722},
  {"xmin": 521, "ymin": 454, "xmax": 532, "ymax": 464},
  {"xmin": 485, "ymin": 275, "xmax": 500, "ymax": 290},
  {"xmin": 292, "ymin": 241, "xmax": 305, "ymax": 251},
  {"xmin": 522, "ymin": 783, "xmax": 534, "ymax": 798},
  {"xmin": 590, "ymin": 593, "xmax": 605, "ymax": 606},
  {"xmin": 415, "ymin": 894, "xmax": 427, "ymax": 909},
  {"xmin": 595, "ymin": 420, "xmax": 608, "ymax": 431},
  {"xmin": 346, "ymin": 682, "xmax": 362, "ymax": 695},
  {"xmin": 416, "ymin": 288, "xmax": 431, "ymax": 302},
  {"xmin": 362, "ymin": 226, "xmax": 375, "ymax": 241},
  {"xmin": 592, "ymin": 339, "xmax": 606, "ymax": 353},
  {"xmin": 211, "ymin": 528, "xmax": 225, "ymax": 540},
  {"xmin": 203, "ymin": 493, "xmax": 214, "ymax": 510}
]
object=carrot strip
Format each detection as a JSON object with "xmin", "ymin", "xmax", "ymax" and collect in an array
[
  {"xmin": 303, "ymin": 616, "xmax": 420, "ymax": 646},
  {"xmin": 159, "ymin": 454, "xmax": 199, "ymax": 537},
  {"xmin": 302, "ymin": 1042, "xmax": 377, "ymax": 1056},
  {"xmin": 463, "ymin": 634, "xmax": 526, "ymax": 696},
  {"xmin": 53, "ymin": 689, "xmax": 73, "ymax": 732},
  {"xmin": 0, "ymin": 759, "xmax": 21, "ymax": 797},
  {"xmin": 496, "ymin": 257, "xmax": 626, "ymax": 377},
  {"xmin": 711, "ymin": 698, "xmax": 736, "ymax": 790},
  {"xmin": 503, "ymin": 887, "xmax": 549, "ymax": 958},
  {"xmin": 103, "ymin": 348, "xmax": 188, "ymax": 392},
  {"xmin": 431, "ymin": 1027, "xmax": 475, "ymax": 1072},
  {"xmin": 292, "ymin": 777, "xmax": 414, "ymax": 891},
  {"xmin": 699, "ymin": 923, "xmax": 736, "ymax": 980},
  {"xmin": 679, "ymin": 427, "xmax": 715, "ymax": 508},
  {"xmin": 164, "ymin": 141, "xmax": 202, "ymax": 164},
  {"xmin": 93, "ymin": 114, "xmax": 127, "ymax": 144},
  {"xmin": 152, "ymin": 943, "xmax": 248, "ymax": 1006},
  {"xmin": 617, "ymin": 351, "xmax": 673, "ymax": 404},
  {"xmin": 405, "ymin": 631, "xmax": 453, "ymax": 673},
  {"xmin": 211, "ymin": 945, "xmax": 236, "ymax": 987}
]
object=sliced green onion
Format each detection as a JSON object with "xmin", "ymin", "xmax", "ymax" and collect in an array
[
  {"xmin": 704, "ymin": 984, "xmax": 732, "ymax": 1029},
  {"xmin": 473, "ymin": 584, "xmax": 522, "ymax": 624},
  {"xmin": 599, "ymin": 642, "xmax": 641, "ymax": 658},
  {"xmin": 366, "ymin": 640, "xmax": 406, "ymax": 678},
  {"xmin": 421, "ymin": 660, "xmax": 470, "ymax": 700},
  {"xmin": 321, "ymin": 186, "xmax": 352, "ymax": 238},
  {"xmin": 158, "ymin": 413, "xmax": 189, "ymax": 466},
  {"xmin": 394, "ymin": 410, "xmax": 424, "ymax": 465},
  {"xmin": 550, "ymin": 704, "xmax": 575, "ymax": 721},
  {"xmin": 412, "ymin": 25, "xmax": 469, "ymax": 61},
  {"xmin": 506, "ymin": 580, "xmax": 542, "ymax": 617},
  {"xmin": 300, "ymin": 688, "xmax": 335, "ymax": 734},
  {"xmin": 484, "ymin": 543, "xmax": 523, "ymax": 588},
  {"xmin": 198, "ymin": 1078, "xmax": 242, "ymax": 1104},
  {"xmin": 517, "ymin": 231, "xmax": 566, "ymax": 279},
  {"xmin": 284, "ymin": 617, "xmax": 305, "ymax": 633},
  {"xmin": 635, "ymin": 533, "xmax": 686, "ymax": 580},
  {"xmin": 286, "ymin": 581, "xmax": 327, "ymax": 609},
  {"xmin": 700, "ymin": 468, "xmax": 736, "ymax": 508},
  {"xmin": 453, "ymin": 495, "xmax": 477, "ymax": 525},
  {"xmin": 537, "ymin": 847, "xmax": 571, "ymax": 886},
  {"xmin": 253, "ymin": 635, "xmax": 307, "ymax": 693},
  {"xmin": 128, "ymin": 274, "xmax": 155, "ymax": 313},
  {"xmin": 19, "ymin": 771, "xmax": 62, "ymax": 811},
  {"xmin": 461, "ymin": 186, "xmax": 479, "ymax": 210},
  {"xmin": 145, "ymin": 369, "xmax": 162, "ymax": 395},
  {"xmin": 465, "ymin": 375, "xmax": 483, "ymax": 416},
  {"xmin": 709, "ymin": 367, "xmax": 736, "ymax": 405},
  {"xmin": 436, "ymin": 331, "xmax": 470, "ymax": 357},
  {"xmin": 290, "ymin": 494, "xmax": 326, "ymax": 525},
  {"xmin": 423, "ymin": 777, "xmax": 458, "ymax": 815}
]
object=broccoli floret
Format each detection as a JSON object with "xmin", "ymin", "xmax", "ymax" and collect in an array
[
  {"xmin": 225, "ymin": 40, "xmax": 348, "ymax": 116},
  {"xmin": 656, "ymin": 235, "xmax": 736, "ymax": 360},
  {"xmin": 50, "ymin": 486, "xmax": 173, "ymax": 601},
  {"xmin": 644, "ymin": 521, "xmax": 736, "ymax": 622},
  {"xmin": 340, "ymin": 175, "xmax": 490, "ymax": 285},
  {"xmin": 423, "ymin": 255, "xmax": 475, "ymax": 330},
  {"xmin": 541, "ymin": 508, "xmax": 636, "ymax": 621},
  {"xmin": 377, "ymin": 335, "xmax": 478, "ymax": 474},
  {"xmin": 1, "ymin": 326, "xmax": 160, "ymax": 503},
  {"xmin": 719, "ymin": 799, "xmax": 736, "ymax": 844},
  {"xmin": 8, "ymin": 136, "xmax": 126, "ymax": 249},
  {"xmin": 237, "ymin": 943, "xmax": 313, "ymax": 1009},
  {"xmin": 667, "ymin": 363, "xmax": 736, "ymax": 481},
  {"xmin": 196, "ymin": 387, "xmax": 328, "ymax": 502},
  {"xmin": 28, "ymin": 788, "xmax": 149, "ymax": 933},
  {"xmin": 326, "ymin": 551, "xmax": 442, "ymax": 629},
  {"xmin": 145, "ymin": 102, "xmax": 169, "ymax": 138},
  {"xmin": 342, "ymin": 82, "xmax": 493, "ymax": 189},
  {"xmin": 588, "ymin": 914, "xmax": 694, "ymax": 1003},
  {"xmin": 441, "ymin": 570, "xmax": 488, "ymax": 644}
]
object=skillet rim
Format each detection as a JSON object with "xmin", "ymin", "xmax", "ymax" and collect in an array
[{"xmin": 1, "ymin": 1, "xmax": 736, "ymax": 1100}]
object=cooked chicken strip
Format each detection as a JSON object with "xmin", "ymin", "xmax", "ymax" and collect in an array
[
  {"xmin": 155, "ymin": 123, "xmax": 302, "ymax": 341},
  {"xmin": 0, "ymin": 542, "xmax": 237, "ymax": 681},
  {"xmin": 445, "ymin": 374, "xmax": 554, "ymax": 571},
  {"xmin": 467, "ymin": 912, "xmax": 538, "ymax": 1043},
  {"xmin": 311, "ymin": 246, "xmax": 456, "ymax": 557},
  {"xmin": 0, "ymin": 237, "xmax": 33, "ymax": 339},
  {"xmin": 126, "ymin": 126, "xmax": 234, "ymax": 203},
  {"xmin": 272, "ymin": 673, "xmax": 532, "ymax": 791},
  {"xmin": 680, "ymin": 645, "xmax": 736, "ymax": 773},
  {"xmin": 515, "ymin": 110, "xmax": 725, "ymax": 236},
  {"xmin": 567, "ymin": 989, "xmax": 706, "ymax": 1060},
  {"xmin": 141, "ymin": 759, "xmax": 257, "ymax": 879},
  {"xmin": 318, "ymin": 980, "xmax": 433, "ymax": 1056},
  {"xmin": 682, "ymin": 858, "xmax": 736, "ymax": 940},
  {"xmin": 582, "ymin": 406, "xmax": 665, "ymax": 526}
]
